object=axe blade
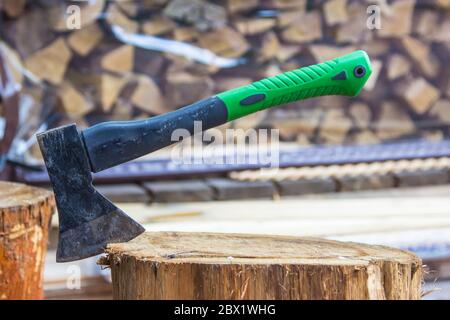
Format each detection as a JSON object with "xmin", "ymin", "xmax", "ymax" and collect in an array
[{"xmin": 37, "ymin": 124, "xmax": 145, "ymax": 262}]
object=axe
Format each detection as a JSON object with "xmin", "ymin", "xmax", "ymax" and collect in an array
[{"xmin": 37, "ymin": 51, "xmax": 372, "ymax": 262}]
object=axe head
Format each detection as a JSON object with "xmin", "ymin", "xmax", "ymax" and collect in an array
[{"xmin": 37, "ymin": 124, "xmax": 145, "ymax": 262}]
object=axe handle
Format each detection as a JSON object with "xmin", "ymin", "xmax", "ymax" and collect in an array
[{"xmin": 82, "ymin": 51, "xmax": 372, "ymax": 173}]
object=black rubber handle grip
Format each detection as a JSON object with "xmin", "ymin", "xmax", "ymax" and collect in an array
[{"xmin": 82, "ymin": 97, "xmax": 228, "ymax": 173}]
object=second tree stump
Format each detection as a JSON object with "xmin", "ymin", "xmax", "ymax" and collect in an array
[
  {"xmin": 103, "ymin": 231, "xmax": 422, "ymax": 300},
  {"xmin": 0, "ymin": 182, "xmax": 55, "ymax": 300}
]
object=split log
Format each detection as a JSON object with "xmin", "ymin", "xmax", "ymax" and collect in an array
[
  {"xmin": 226, "ymin": 0, "xmax": 259, "ymax": 14},
  {"xmin": 414, "ymin": 10, "xmax": 440, "ymax": 39},
  {"xmin": 101, "ymin": 45, "xmax": 134, "ymax": 74},
  {"xmin": 103, "ymin": 231, "xmax": 422, "ymax": 300},
  {"xmin": 2, "ymin": 7, "xmax": 56, "ymax": 59},
  {"xmin": 430, "ymin": 99, "xmax": 450, "ymax": 125},
  {"xmin": 399, "ymin": 77, "xmax": 440, "ymax": 114},
  {"xmin": 262, "ymin": 0, "xmax": 306, "ymax": 9},
  {"xmin": 106, "ymin": 3, "xmax": 139, "ymax": 33},
  {"xmin": 377, "ymin": 0, "xmax": 415, "ymax": 38},
  {"xmin": 24, "ymin": 38, "xmax": 72, "ymax": 85},
  {"xmin": 336, "ymin": 3, "xmax": 370, "ymax": 43},
  {"xmin": 0, "ymin": 182, "xmax": 55, "ymax": 300},
  {"xmin": 401, "ymin": 36, "xmax": 439, "ymax": 78},
  {"xmin": 197, "ymin": 27, "xmax": 250, "ymax": 58},
  {"xmin": 234, "ymin": 18, "xmax": 276, "ymax": 36},
  {"xmin": 362, "ymin": 59, "xmax": 382, "ymax": 91},
  {"xmin": 319, "ymin": 109, "xmax": 352, "ymax": 144},
  {"xmin": 281, "ymin": 11, "xmax": 322, "ymax": 43},
  {"xmin": 309, "ymin": 45, "xmax": 355, "ymax": 62},
  {"xmin": 99, "ymin": 73, "xmax": 127, "ymax": 112},
  {"xmin": 142, "ymin": 16, "xmax": 176, "ymax": 36},
  {"xmin": 58, "ymin": 81, "xmax": 94, "ymax": 118},
  {"xmin": 323, "ymin": 0, "xmax": 349, "ymax": 26},
  {"xmin": 172, "ymin": 27, "xmax": 199, "ymax": 42},
  {"xmin": 164, "ymin": 0, "xmax": 227, "ymax": 31},
  {"xmin": 67, "ymin": 23, "xmax": 104, "ymax": 56},
  {"xmin": 387, "ymin": 54, "xmax": 411, "ymax": 80},
  {"xmin": 256, "ymin": 31, "xmax": 280, "ymax": 63},
  {"xmin": 375, "ymin": 100, "xmax": 415, "ymax": 140},
  {"xmin": 130, "ymin": 74, "xmax": 167, "ymax": 114},
  {"xmin": 349, "ymin": 102, "xmax": 371, "ymax": 129},
  {"xmin": 276, "ymin": 9, "xmax": 305, "ymax": 28},
  {"xmin": 165, "ymin": 72, "xmax": 214, "ymax": 107}
]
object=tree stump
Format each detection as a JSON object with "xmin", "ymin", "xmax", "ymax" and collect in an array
[
  {"xmin": 0, "ymin": 182, "xmax": 55, "ymax": 299},
  {"xmin": 103, "ymin": 232, "xmax": 422, "ymax": 300}
]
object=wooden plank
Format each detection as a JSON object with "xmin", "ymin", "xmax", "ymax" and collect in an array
[
  {"xmin": 276, "ymin": 178, "xmax": 337, "ymax": 196},
  {"xmin": 143, "ymin": 180, "xmax": 214, "ymax": 202},
  {"xmin": 207, "ymin": 178, "xmax": 275, "ymax": 200},
  {"xmin": 95, "ymin": 184, "xmax": 150, "ymax": 203},
  {"xmin": 395, "ymin": 169, "xmax": 450, "ymax": 187},
  {"xmin": 339, "ymin": 174, "xmax": 395, "ymax": 192}
]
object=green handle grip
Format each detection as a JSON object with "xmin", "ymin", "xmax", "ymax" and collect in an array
[{"xmin": 217, "ymin": 50, "xmax": 372, "ymax": 121}]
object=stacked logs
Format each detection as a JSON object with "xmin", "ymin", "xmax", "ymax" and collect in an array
[{"xmin": 0, "ymin": 0, "xmax": 449, "ymax": 161}]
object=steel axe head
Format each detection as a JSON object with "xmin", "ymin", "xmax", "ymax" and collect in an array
[{"xmin": 37, "ymin": 124, "xmax": 145, "ymax": 262}]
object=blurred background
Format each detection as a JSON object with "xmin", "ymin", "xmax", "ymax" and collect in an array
[{"xmin": 1, "ymin": 0, "xmax": 450, "ymax": 299}]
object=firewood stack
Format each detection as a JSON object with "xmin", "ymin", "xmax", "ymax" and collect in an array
[{"xmin": 1, "ymin": 0, "xmax": 449, "ymax": 161}]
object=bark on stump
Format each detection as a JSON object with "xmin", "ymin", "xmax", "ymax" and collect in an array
[
  {"xmin": 103, "ymin": 232, "xmax": 422, "ymax": 300},
  {"xmin": 0, "ymin": 182, "xmax": 55, "ymax": 299}
]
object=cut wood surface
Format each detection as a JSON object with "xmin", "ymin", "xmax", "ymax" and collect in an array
[
  {"xmin": 103, "ymin": 231, "xmax": 422, "ymax": 300},
  {"xmin": 0, "ymin": 182, "xmax": 55, "ymax": 300}
]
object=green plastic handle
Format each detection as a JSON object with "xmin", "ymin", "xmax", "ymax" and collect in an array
[{"xmin": 217, "ymin": 50, "xmax": 372, "ymax": 121}]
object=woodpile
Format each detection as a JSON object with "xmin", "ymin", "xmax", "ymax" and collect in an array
[{"xmin": 1, "ymin": 0, "xmax": 449, "ymax": 157}]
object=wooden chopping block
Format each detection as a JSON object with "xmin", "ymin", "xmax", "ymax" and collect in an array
[
  {"xmin": 101, "ymin": 231, "xmax": 422, "ymax": 300},
  {"xmin": 0, "ymin": 182, "xmax": 55, "ymax": 300}
]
